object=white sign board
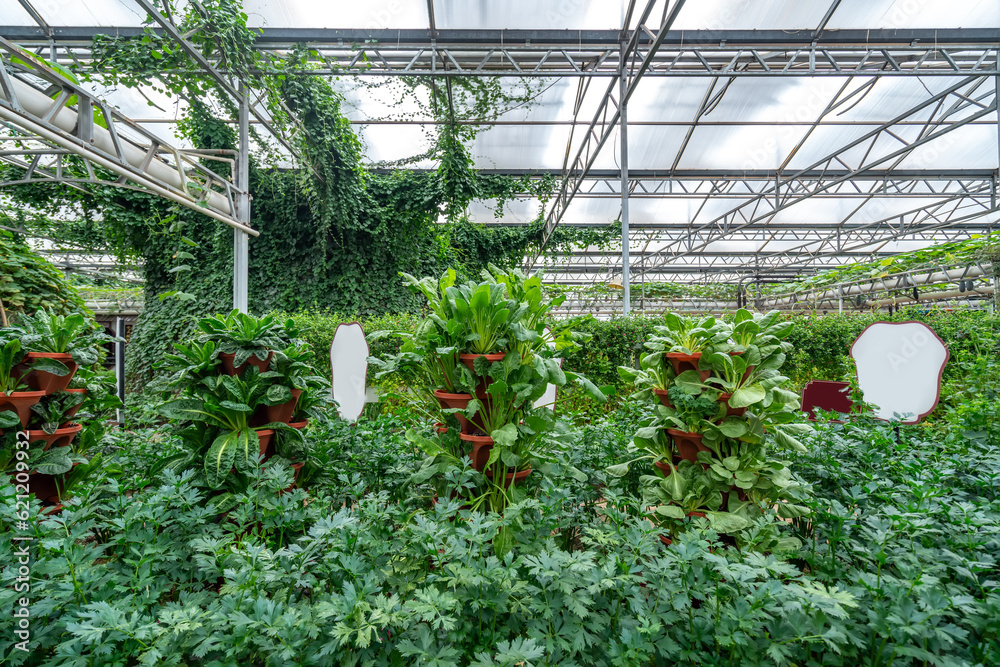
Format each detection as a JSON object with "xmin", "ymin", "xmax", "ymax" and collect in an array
[
  {"xmin": 330, "ymin": 322, "xmax": 369, "ymax": 422},
  {"xmin": 850, "ymin": 321, "xmax": 948, "ymax": 424},
  {"xmin": 533, "ymin": 328, "xmax": 560, "ymax": 412}
]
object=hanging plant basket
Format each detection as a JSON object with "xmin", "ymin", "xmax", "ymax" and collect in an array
[
  {"xmin": 459, "ymin": 353, "xmax": 506, "ymax": 398},
  {"xmin": 24, "ymin": 352, "xmax": 78, "ymax": 394},
  {"xmin": 62, "ymin": 388, "xmax": 87, "ymax": 424},
  {"xmin": 0, "ymin": 390, "xmax": 46, "ymax": 428},
  {"xmin": 654, "ymin": 460, "xmax": 674, "ymax": 477},
  {"xmin": 26, "ymin": 423, "xmax": 83, "ymax": 450},
  {"xmin": 262, "ymin": 388, "xmax": 302, "ymax": 425},
  {"xmin": 502, "ymin": 468, "xmax": 532, "ymax": 488},
  {"xmin": 664, "ymin": 352, "xmax": 711, "ymax": 381},
  {"xmin": 257, "ymin": 429, "xmax": 276, "ymax": 461},
  {"xmin": 219, "ymin": 352, "xmax": 273, "ymax": 376}
]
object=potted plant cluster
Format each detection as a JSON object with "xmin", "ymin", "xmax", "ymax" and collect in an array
[
  {"xmin": 613, "ymin": 309, "xmax": 813, "ymax": 549},
  {"xmin": 152, "ymin": 311, "xmax": 329, "ymax": 513},
  {"xmin": 371, "ymin": 265, "xmax": 607, "ymax": 552},
  {"xmin": 1, "ymin": 310, "xmax": 121, "ymax": 508}
]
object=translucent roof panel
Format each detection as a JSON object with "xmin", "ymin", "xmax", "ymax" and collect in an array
[
  {"xmin": 10, "ymin": 0, "xmax": 144, "ymax": 27},
  {"xmin": 245, "ymin": 0, "xmax": 429, "ymax": 30},
  {"xmin": 826, "ymin": 0, "xmax": 1000, "ymax": 29},
  {"xmin": 433, "ymin": 0, "xmax": 625, "ymax": 30},
  {"xmin": 671, "ymin": 0, "xmax": 830, "ymax": 30},
  {"xmin": 0, "ymin": 3, "xmax": 34, "ymax": 25}
]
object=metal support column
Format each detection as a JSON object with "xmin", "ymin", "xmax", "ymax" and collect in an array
[
  {"xmin": 233, "ymin": 81, "xmax": 250, "ymax": 313},
  {"xmin": 619, "ymin": 40, "xmax": 631, "ymax": 316},
  {"xmin": 114, "ymin": 317, "xmax": 125, "ymax": 425}
]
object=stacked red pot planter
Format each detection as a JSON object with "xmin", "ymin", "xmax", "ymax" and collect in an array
[
  {"xmin": 433, "ymin": 352, "xmax": 531, "ymax": 487},
  {"xmin": 7, "ymin": 352, "xmax": 86, "ymax": 506}
]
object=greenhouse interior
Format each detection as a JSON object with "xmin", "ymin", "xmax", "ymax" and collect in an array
[{"xmin": 1, "ymin": 0, "xmax": 999, "ymax": 664}]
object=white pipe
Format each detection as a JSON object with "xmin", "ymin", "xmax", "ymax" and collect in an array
[
  {"xmin": 769, "ymin": 266, "xmax": 988, "ymax": 306},
  {"xmin": 869, "ymin": 285, "xmax": 995, "ymax": 307},
  {"xmin": 0, "ymin": 71, "xmax": 250, "ymax": 229}
]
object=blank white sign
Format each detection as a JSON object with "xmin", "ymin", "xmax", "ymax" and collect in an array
[
  {"xmin": 850, "ymin": 321, "xmax": 948, "ymax": 424},
  {"xmin": 330, "ymin": 322, "xmax": 369, "ymax": 422},
  {"xmin": 533, "ymin": 328, "xmax": 559, "ymax": 412}
]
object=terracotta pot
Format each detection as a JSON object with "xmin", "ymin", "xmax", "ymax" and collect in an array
[
  {"xmin": 503, "ymin": 468, "xmax": 532, "ymax": 488},
  {"xmin": 281, "ymin": 461, "xmax": 308, "ymax": 493},
  {"xmin": 651, "ymin": 388, "xmax": 673, "ymax": 408},
  {"xmin": 434, "ymin": 389, "xmax": 474, "ymax": 433},
  {"xmin": 24, "ymin": 352, "xmax": 78, "ymax": 394},
  {"xmin": 664, "ymin": 352, "xmax": 711, "ymax": 381},
  {"xmin": 288, "ymin": 419, "xmax": 309, "ymax": 430},
  {"xmin": 654, "ymin": 460, "xmax": 674, "ymax": 477},
  {"xmin": 264, "ymin": 388, "xmax": 302, "ymax": 425},
  {"xmin": 459, "ymin": 431, "xmax": 493, "ymax": 471},
  {"xmin": 459, "ymin": 352, "xmax": 506, "ymax": 373},
  {"xmin": 62, "ymin": 388, "xmax": 88, "ymax": 424},
  {"xmin": 219, "ymin": 351, "xmax": 273, "ymax": 376},
  {"xmin": 26, "ymin": 423, "xmax": 83, "ymax": 450},
  {"xmin": 434, "ymin": 422, "xmax": 449, "ymax": 435},
  {"xmin": 0, "ymin": 390, "xmax": 46, "ymax": 428},
  {"xmin": 459, "ymin": 353, "xmax": 506, "ymax": 398},
  {"xmin": 667, "ymin": 428, "xmax": 711, "ymax": 463},
  {"xmin": 257, "ymin": 429, "xmax": 276, "ymax": 461},
  {"xmin": 718, "ymin": 392, "xmax": 748, "ymax": 417}
]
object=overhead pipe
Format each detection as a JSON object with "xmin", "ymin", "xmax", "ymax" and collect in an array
[
  {"xmin": 766, "ymin": 265, "xmax": 989, "ymax": 307},
  {"xmin": 0, "ymin": 61, "xmax": 257, "ymax": 235}
]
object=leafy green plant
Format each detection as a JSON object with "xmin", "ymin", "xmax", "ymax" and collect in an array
[
  {"xmin": 647, "ymin": 312, "xmax": 728, "ymax": 356},
  {"xmin": 0, "ymin": 338, "xmax": 27, "ymax": 395},
  {"xmin": 451, "ymin": 280, "xmax": 511, "ymax": 354},
  {"xmin": 195, "ymin": 309, "xmax": 296, "ymax": 369},
  {"xmin": 28, "ymin": 391, "xmax": 85, "ymax": 434},
  {"xmin": 157, "ymin": 370, "xmax": 302, "ymax": 489},
  {"xmin": 18, "ymin": 309, "xmax": 115, "ymax": 366}
]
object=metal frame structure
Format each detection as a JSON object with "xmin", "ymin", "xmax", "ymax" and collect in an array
[
  {"xmin": 1, "ymin": 2, "xmax": 998, "ymax": 315},
  {"xmin": 0, "ymin": 36, "xmax": 251, "ymax": 232}
]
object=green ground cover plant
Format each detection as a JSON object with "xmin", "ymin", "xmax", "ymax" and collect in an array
[{"xmin": 2, "ymin": 399, "xmax": 998, "ymax": 665}]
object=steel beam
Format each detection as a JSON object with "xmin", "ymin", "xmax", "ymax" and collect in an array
[{"xmin": 9, "ymin": 28, "xmax": 999, "ymax": 79}]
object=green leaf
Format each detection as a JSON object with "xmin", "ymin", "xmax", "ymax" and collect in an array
[
  {"xmin": 730, "ymin": 384, "xmax": 766, "ymax": 408},
  {"xmin": 204, "ymin": 431, "xmax": 238, "ymax": 488},
  {"xmin": 606, "ymin": 462, "xmax": 630, "ymax": 477},
  {"xmin": 491, "ymin": 422, "xmax": 518, "ymax": 448}
]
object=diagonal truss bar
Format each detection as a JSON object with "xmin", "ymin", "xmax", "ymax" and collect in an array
[
  {"xmin": 537, "ymin": 0, "xmax": 686, "ymax": 253},
  {"xmin": 0, "ymin": 38, "xmax": 253, "ymax": 234},
  {"xmin": 645, "ymin": 75, "xmax": 998, "ymax": 269}
]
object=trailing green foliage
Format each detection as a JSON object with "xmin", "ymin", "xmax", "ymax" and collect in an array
[{"xmin": 0, "ymin": 231, "xmax": 87, "ymax": 317}]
